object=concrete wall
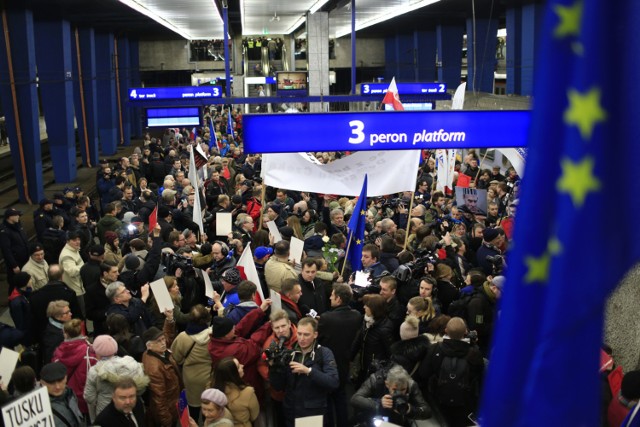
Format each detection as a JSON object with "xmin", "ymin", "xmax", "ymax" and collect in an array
[
  {"xmin": 330, "ymin": 36, "xmax": 385, "ymax": 68},
  {"xmin": 605, "ymin": 264, "xmax": 640, "ymax": 372},
  {"xmin": 139, "ymin": 39, "xmax": 230, "ymax": 72}
]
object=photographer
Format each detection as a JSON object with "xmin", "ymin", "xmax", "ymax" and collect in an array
[
  {"xmin": 119, "ymin": 225, "xmax": 163, "ymax": 297},
  {"xmin": 351, "ymin": 364, "xmax": 431, "ymax": 427},
  {"xmin": 269, "ymin": 317, "xmax": 339, "ymax": 427},
  {"xmin": 476, "ymin": 227, "xmax": 506, "ymax": 276},
  {"xmin": 466, "ymin": 276, "xmax": 504, "ymax": 358}
]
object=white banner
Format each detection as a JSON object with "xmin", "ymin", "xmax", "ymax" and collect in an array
[
  {"xmin": 261, "ymin": 150, "xmax": 421, "ymax": 197},
  {"xmin": 2, "ymin": 387, "xmax": 53, "ymax": 427},
  {"xmin": 497, "ymin": 148, "xmax": 526, "ymax": 177},
  {"xmin": 451, "ymin": 82, "xmax": 467, "ymax": 110},
  {"xmin": 435, "ymin": 149, "xmax": 457, "ymax": 192},
  {"xmin": 188, "ymin": 148, "xmax": 205, "ymax": 235}
]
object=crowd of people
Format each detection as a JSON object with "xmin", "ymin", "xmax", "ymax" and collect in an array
[{"xmin": 0, "ymin": 106, "xmax": 632, "ymax": 427}]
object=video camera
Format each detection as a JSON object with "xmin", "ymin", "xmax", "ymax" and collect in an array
[
  {"xmin": 393, "ymin": 244, "xmax": 442, "ymax": 284},
  {"xmin": 486, "ymin": 254, "xmax": 505, "ymax": 275},
  {"xmin": 263, "ymin": 336, "xmax": 294, "ymax": 369},
  {"xmin": 162, "ymin": 252, "xmax": 194, "ymax": 275},
  {"xmin": 391, "ymin": 391, "xmax": 410, "ymax": 416},
  {"xmin": 350, "ymin": 273, "xmax": 382, "ymax": 300}
]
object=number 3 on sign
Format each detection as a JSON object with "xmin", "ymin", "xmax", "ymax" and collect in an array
[{"xmin": 348, "ymin": 120, "xmax": 365, "ymax": 144}]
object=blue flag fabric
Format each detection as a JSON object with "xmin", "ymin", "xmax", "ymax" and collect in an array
[
  {"xmin": 622, "ymin": 404, "xmax": 640, "ymax": 427},
  {"xmin": 227, "ymin": 111, "xmax": 234, "ymax": 141},
  {"xmin": 208, "ymin": 118, "xmax": 217, "ymax": 150},
  {"xmin": 346, "ymin": 175, "xmax": 367, "ymax": 273},
  {"xmin": 479, "ymin": 1, "xmax": 640, "ymax": 426}
]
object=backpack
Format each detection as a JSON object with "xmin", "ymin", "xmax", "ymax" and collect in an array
[
  {"xmin": 436, "ymin": 352, "xmax": 471, "ymax": 407},
  {"xmin": 447, "ymin": 291, "xmax": 476, "ymax": 319}
]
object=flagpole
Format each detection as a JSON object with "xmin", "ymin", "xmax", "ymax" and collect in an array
[
  {"xmin": 258, "ymin": 183, "xmax": 267, "ymax": 231},
  {"xmin": 474, "ymin": 149, "xmax": 491, "ymax": 186},
  {"xmin": 340, "ymin": 232, "xmax": 354, "ymax": 278},
  {"xmin": 403, "ymin": 191, "xmax": 416, "ymax": 251}
]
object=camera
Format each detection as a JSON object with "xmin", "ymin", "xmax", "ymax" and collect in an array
[
  {"xmin": 393, "ymin": 245, "xmax": 441, "ymax": 283},
  {"xmin": 263, "ymin": 336, "xmax": 294, "ymax": 368},
  {"xmin": 350, "ymin": 273, "xmax": 382, "ymax": 300},
  {"xmin": 162, "ymin": 252, "xmax": 193, "ymax": 275},
  {"xmin": 486, "ymin": 254, "xmax": 504, "ymax": 275},
  {"xmin": 392, "ymin": 391, "xmax": 410, "ymax": 415},
  {"xmin": 467, "ymin": 330, "xmax": 478, "ymax": 345}
]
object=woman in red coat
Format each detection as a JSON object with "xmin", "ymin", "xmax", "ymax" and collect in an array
[{"xmin": 52, "ymin": 318, "xmax": 97, "ymax": 416}]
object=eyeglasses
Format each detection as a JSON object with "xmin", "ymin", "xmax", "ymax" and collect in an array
[
  {"xmin": 116, "ymin": 288, "xmax": 130, "ymax": 297},
  {"xmin": 61, "ymin": 309, "xmax": 72, "ymax": 315}
]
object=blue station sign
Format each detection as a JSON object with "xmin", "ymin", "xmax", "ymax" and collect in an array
[
  {"xmin": 243, "ymin": 110, "xmax": 530, "ymax": 153},
  {"xmin": 361, "ymin": 82, "xmax": 447, "ymax": 95},
  {"xmin": 128, "ymin": 86, "xmax": 223, "ymax": 101}
]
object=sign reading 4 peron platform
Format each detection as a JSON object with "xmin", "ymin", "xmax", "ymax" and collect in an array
[{"xmin": 243, "ymin": 110, "xmax": 530, "ymax": 153}]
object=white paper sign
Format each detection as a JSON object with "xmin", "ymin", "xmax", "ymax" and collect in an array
[
  {"xmin": 289, "ymin": 237, "xmax": 304, "ymax": 265},
  {"xmin": 295, "ymin": 415, "xmax": 323, "ymax": 427},
  {"xmin": 2, "ymin": 387, "xmax": 53, "ymax": 427},
  {"xmin": 0, "ymin": 347, "xmax": 20, "ymax": 388},
  {"xmin": 216, "ymin": 212, "xmax": 232, "ymax": 236},
  {"xmin": 269, "ymin": 289, "xmax": 282, "ymax": 312},
  {"xmin": 266, "ymin": 221, "xmax": 282, "ymax": 243},
  {"xmin": 150, "ymin": 278, "xmax": 175, "ymax": 312},
  {"xmin": 198, "ymin": 268, "xmax": 214, "ymax": 299},
  {"xmin": 354, "ymin": 271, "xmax": 371, "ymax": 288}
]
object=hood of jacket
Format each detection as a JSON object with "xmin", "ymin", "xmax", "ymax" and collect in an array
[
  {"xmin": 53, "ymin": 337, "xmax": 93, "ymax": 368},
  {"xmin": 190, "ymin": 327, "xmax": 212, "ymax": 345},
  {"xmin": 94, "ymin": 355, "xmax": 150, "ymax": 389}
]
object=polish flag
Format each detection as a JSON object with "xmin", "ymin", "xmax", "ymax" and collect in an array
[
  {"xmin": 148, "ymin": 205, "xmax": 158, "ymax": 231},
  {"xmin": 381, "ymin": 77, "xmax": 404, "ymax": 111}
]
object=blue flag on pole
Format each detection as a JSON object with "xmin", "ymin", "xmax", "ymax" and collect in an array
[
  {"xmin": 227, "ymin": 110, "xmax": 234, "ymax": 142},
  {"xmin": 208, "ymin": 118, "xmax": 217, "ymax": 150},
  {"xmin": 346, "ymin": 175, "xmax": 367, "ymax": 273},
  {"xmin": 479, "ymin": 1, "xmax": 640, "ymax": 426}
]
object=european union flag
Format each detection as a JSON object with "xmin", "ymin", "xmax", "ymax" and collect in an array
[
  {"xmin": 480, "ymin": 1, "xmax": 640, "ymax": 426},
  {"xmin": 227, "ymin": 110, "xmax": 234, "ymax": 142},
  {"xmin": 208, "ymin": 117, "xmax": 217, "ymax": 150},
  {"xmin": 347, "ymin": 175, "xmax": 367, "ymax": 273},
  {"xmin": 177, "ymin": 389, "xmax": 189, "ymax": 427}
]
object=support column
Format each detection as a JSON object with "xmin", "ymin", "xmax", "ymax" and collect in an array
[
  {"xmin": 34, "ymin": 19, "xmax": 77, "ymax": 182},
  {"xmin": 415, "ymin": 30, "xmax": 437, "ymax": 82},
  {"xmin": 72, "ymin": 27, "xmax": 99, "ymax": 167},
  {"xmin": 0, "ymin": 7, "xmax": 43, "ymax": 203},
  {"xmin": 436, "ymin": 24, "xmax": 464, "ymax": 90},
  {"xmin": 520, "ymin": 3, "xmax": 544, "ymax": 96},
  {"xmin": 306, "ymin": 12, "xmax": 330, "ymax": 112},
  {"xmin": 115, "ymin": 36, "xmax": 131, "ymax": 146},
  {"xmin": 129, "ymin": 38, "xmax": 143, "ymax": 138},
  {"xmin": 505, "ymin": 7, "xmax": 522, "ymax": 95},
  {"xmin": 465, "ymin": 17, "xmax": 498, "ymax": 93},
  {"xmin": 233, "ymin": 35, "xmax": 243, "ymax": 75},
  {"xmin": 95, "ymin": 32, "xmax": 118, "ymax": 156}
]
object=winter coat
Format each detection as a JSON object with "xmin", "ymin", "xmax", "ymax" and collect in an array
[
  {"xmin": 390, "ymin": 335, "xmax": 431, "ymax": 378},
  {"xmin": 264, "ymin": 257, "xmax": 297, "ymax": 292},
  {"xmin": 103, "ymin": 244, "xmax": 123, "ymax": 267},
  {"xmin": 8, "ymin": 289, "xmax": 31, "ymax": 344},
  {"xmin": 208, "ymin": 335, "xmax": 263, "ymax": 402},
  {"xmin": 224, "ymin": 384, "xmax": 260, "ymax": 427},
  {"xmin": 50, "ymin": 387, "xmax": 85, "ymax": 427},
  {"xmin": 352, "ymin": 317, "xmax": 395, "ymax": 384},
  {"xmin": 0, "ymin": 220, "xmax": 29, "ymax": 270},
  {"xmin": 53, "ymin": 336, "xmax": 98, "ymax": 414},
  {"xmin": 21, "ymin": 257, "xmax": 49, "ymax": 291},
  {"xmin": 41, "ymin": 319, "xmax": 65, "ymax": 366},
  {"xmin": 318, "ymin": 305, "xmax": 363, "ymax": 386},
  {"xmin": 257, "ymin": 324, "xmax": 298, "ymax": 401},
  {"xmin": 297, "ymin": 276, "xmax": 328, "ymax": 315},
  {"xmin": 84, "ymin": 281, "xmax": 110, "ymax": 335},
  {"xmin": 170, "ymin": 327, "xmax": 213, "ymax": 406},
  {"xmin": 142, "ymin": 350, "xmax": 182, "ymax": 427},
  {"xmin": 226, "ymin": 301, "xmax": 259, "ymax": 325},
  {"xmin": 59, "ymin": 243, "xmax": 85, "ymax": 296},
  {"xmin": 84, "ymin": 355, "xmax": 149, "ymax": 417}
]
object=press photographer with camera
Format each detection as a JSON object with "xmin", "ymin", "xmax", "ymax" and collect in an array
[
  {"xmin": 351, "ymin": 364, "xmax": 431, "ymax": 427},
  {"xmin": 269, "ymin": 317, "xmax": 339, "ymax": 427}
]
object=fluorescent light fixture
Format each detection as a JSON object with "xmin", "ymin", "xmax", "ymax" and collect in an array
[
  {"xmin": 240, "ymin": 0, "xmax": 246, "ymax": 34},
  {"xmin": 497, "ymin": 28, "xmax": 507, "ymax": 37},
  {"xmin": 286, "ymin": 16, "xmax": 307, "ymax": 34},
  {"xmin": 333, "ymin": 0, "xmax": 441, "ymax": 38},
  {"xmin": 309, "ymin": 0, "xmax": 330, "ymax": 14},
  {"xmin": 119, "ymin": 0, "xmax": 194, "ymax": 39}
]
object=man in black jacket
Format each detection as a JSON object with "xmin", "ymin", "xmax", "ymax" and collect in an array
[
  {"xmin": 94, "ymin": 377, "xmax": 145, "ymax": 426},
  {"xmin": 297, "ymin": 258, "xmax": 328, "ymax": 316},
  {"xmin": 28, "ymin": 264, "xmax": 81, "ymax": 344},
  {"xmin": 0, "ymin": 208, "xmax": 30, "ymax": 293},
  {"xmin": 318, "ymin": 283, "xmax": 363, "ymax": 427},
  {"xmin": 380, "ymin": 276, "xmax": 405, "ymax": 340},
  {"xmin": 119, "ymin": 226, "xmax": 163, "ymax": 297},
  {"xmin": 85, "ymin": 263, "xmax": 119, "ymax": 336}
]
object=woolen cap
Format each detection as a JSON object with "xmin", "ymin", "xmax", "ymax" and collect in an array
[
  {"xmin": 124, "ymin": 254, "xmax": 141, "ymax": 271},
  {"xmin": 92, "ymin": 335, "xmax": 118, "ymax": 358},
  {"xmin": 201, "ymin": 388, "xmax": 228, "ymax": 406},
  {"xmin": 40, "ymin": 362, "xmax": 67, "ymax": 382},
  {"xmin": 211, "ymin": 317, "xmax": 234, "ymax": 338}
]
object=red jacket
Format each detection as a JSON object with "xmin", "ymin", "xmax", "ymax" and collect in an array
[
  {"xmin": 208, "ymin": 333, "xmax": 263, "ymax": 401},
  {"xmin": 257, "ymin": 325, "xmax": 298, "ymax": 401},
  {"xmin": 52, "ymin": 337, "xmax": 97, "ymax": 414}
]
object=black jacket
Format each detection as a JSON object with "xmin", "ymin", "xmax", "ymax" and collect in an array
[
  {"xmin": 29, "ymin": 281, "xmax": 81, "ymax": 343},
  {"xmin": 297, "ymin": 275, "xmax": 329, "ymax": 316},
  {"xmin": 0, "ymin": 220, "xmax": 29, "ymax": 270},
  {"xmin": 94, "ymin": 397, "xmax": 145, "ymax": 426},
  {"xmin": 386, "ymin": 296, "xmax": 405, "ymax": 340},
  {"xmin": 390, "ymin": 335, "xmax": 431, "ymax": 377},
  {"xmin": 466, "ymin": 285, "xmax": 497, "ymax": 357},
  {"xmin": 318, "ymin": 305, "xmax": 362, "ymax": 386},
  {"xmin": 84, "ymin": 281, "xmax": 111, "ymax": 335},
  {"xmin": 352, "ymin": 317, "xmax": 396, "ymax": 384}
]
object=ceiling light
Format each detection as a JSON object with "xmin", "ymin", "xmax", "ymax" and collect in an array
[
  {"xmin": 119, "ymin": 0, "xmax": 194, "ymax": 39},
  {"xmin": 309, "ymin": 0, "xmax": 330, "ymax": 14},
  {"xmin": 333, "ymin": 0, "xmax": 441, "ymax": 38}
]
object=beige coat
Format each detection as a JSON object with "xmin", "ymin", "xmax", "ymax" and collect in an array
[
  {"xmin": 264, "ymin": 256, "xmax": 297, "ymax": 292},
  {"xmin": 59, "ymin": 243, "xmax": 85, "ymax": 295},
  {"xmin": 21, "ymin": 256, "xmax": 49, "ymax": 291},
  {"xmin": 170, "ymin": 327, "xmax": 213, "ymax": 406},
  {"xmin": 224, "ymin": 384, "xmax": 259, "ymax": 427}
]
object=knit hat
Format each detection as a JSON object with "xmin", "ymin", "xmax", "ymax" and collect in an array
[
  {"xmin": 211, "ymin": 317, "xmax": 234, "ymax": 338},
  {"xmin": 269, "ymin": 203, "xmax": 282, "ymax": 215},
  {"xmin": 12, "ymin": 271, "xmax": 31, "ymax": 289},
  {"xmin": 40, "ymin": 362, "xmax": 67, "ymax": 382},
  {"xmin": 92, "ymin": 335, "xmax": 118, "ymax": 358},
  {"xmin": 104, "ymin": 231, "xmax": 119, "ymax": 246},
  {"xmin": 124, "ymin": 254, "xmax": 141, "ymax": 271},
  {"xmin": 221, "ymin": 268, "xmax": 241, "ymax": 286},
  {"xmin": 328, "ymin": 201, "xmax": 340, "ymax": 211},
  {"xmin": 254, "ymin": 246, "xmax": 273, "ymax": 260},
  {"xmin": 200, "ymin": 388, "xmax": 228, "ymax": 407},
  {"xmin": 482, "ymin": 227, "xmax": 501, "ymax": 242},
  {"xmin": 89, "ymin": 245, "xmax": 105, "ymax": 257},
  {"xmin": 123, "ymin": 211, "xmax": 136, "ymax": 225},
  {"xmin": 491, "ymin": 275, "xmax": 506, "ymax": 290},
  {"xmin": 279, "ymin": 226, "xmax": 294, "ymax": 240},
  {"xmin": 400, "ymin": 316, "xmax": 420, "ymax": 341}
]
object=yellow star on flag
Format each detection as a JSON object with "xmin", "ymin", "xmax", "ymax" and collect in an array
[
  {"xmin": 525, "ymin": 253, "xmax": 551, "ymax": 284},
  {"xmin": 356, "ymin": 239, "xmax": 362, "ymax": 245},
  {"xmin": 564, "ymin": 87, "xmax": 607, "ymax": 140},
  {"xmin": 547, "ymin": 237, "xmax": 562, "ymax": 255},
  {"xmin": 557, "ymin": 156, "xmax": 601, "ymax": 207},
  {"xmin": 360, "ymin": 209, "xmax": 366, "ymax": 216},
  {"xmin": 553, "ymin": 0, "xmax": 582, "ymax": 38}
]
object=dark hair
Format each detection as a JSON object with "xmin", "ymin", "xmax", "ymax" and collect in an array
[
  {"xmin": 363, "ymin": 294, "xmax": 387, "ymax": 321},
  {"xmin": 380, "ymin": 236, "xmax": 396, "ymax": 252},
  {"xmin": 213, "ymin": 356, "xmax": 246, "ymax": 391},
  {"xmin": 332, "ymin": 283, "xmax": 352, "ymax": 305},
  {"xmin": 274, "ymin": 240, "xmax": 290, "ymax": 256},
  {"xmin": 100, "ymin": 262, "xmax": 117, "ymax": 275},
  {"xmin": 106, "ymin": 313, "xmax": 132, "ymax": 341},
  {"xmin": 362, "ymin": 243, "xmax": 379, "ymax": 261},
  {"xmin": 302, "ymin": 258, "xmax": 318, "ymax": 269},
  {"xmin": 380, "ymin": 275, "xmax": 397, "ymax": 291},
  {"xmin": 188, "ymin": 304, "xmax": 212, "ymax": 326},
  {"xmin": 252, "ymin": 230, "xmax": 270, "ymax": 247},
  {"xmin": 426, "ymin": 314, "xmax": 451, "ymax": 336},
  {"xmin": 11, "ymin": 366, "xmax": 36, "ymax": 394},
  {"xmin": 113, "ymin": 377, "xmax": 137, "ymax": 391},
  {"xmin": 281, "ymin": 278, "xmax": 299, "ymax": 296},
  {"xmin": 313, "ymin": 222, "xmax": 327, "ymax": 233},
  {"xmin": 237, "ymin": 281, "xmax": 257, "ymax": 301}
]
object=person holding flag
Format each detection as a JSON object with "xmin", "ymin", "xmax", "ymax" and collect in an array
[{"xmin": 345, "ymin": 175, "xmax": 368, "ymax": 274}]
